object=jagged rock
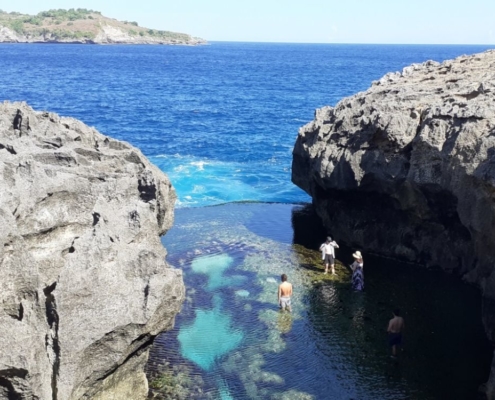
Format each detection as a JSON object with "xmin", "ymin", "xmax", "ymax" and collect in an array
[
  {"xmin": 292, "ymin": 50, "xmax": 495, "ymax": 397},
  {"xmin": 0, "ymin": 102, "xmax": 184, "ymax": 399}
]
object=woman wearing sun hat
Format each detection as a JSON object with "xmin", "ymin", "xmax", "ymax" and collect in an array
[{"xmin": 350, "ymin": 251, "xmax": 364, "ymax": 291}]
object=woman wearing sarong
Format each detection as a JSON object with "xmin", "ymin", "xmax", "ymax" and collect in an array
[{"xmin": 350, "ymin": 251, "xmax": 364, "ymax": 291}]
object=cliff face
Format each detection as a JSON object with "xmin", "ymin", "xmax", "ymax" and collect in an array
[
  {"xmin": 292, "ymin": 50, "xmax": 495, "ymax": 395},
  {"xmin": 0, "ymin": 103, "xmax": 184, "ymax": 399}
]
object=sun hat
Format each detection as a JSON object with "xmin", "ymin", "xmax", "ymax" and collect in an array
[{"xmin": 352, "ymin": 251, "xmax": 362, "ymax": 259}]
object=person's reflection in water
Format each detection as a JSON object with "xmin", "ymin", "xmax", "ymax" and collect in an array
[{"xmin": 277, "ymin": 311, "xmax": 293, "ymax": 334}]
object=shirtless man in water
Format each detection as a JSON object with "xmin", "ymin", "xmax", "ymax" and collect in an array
[
  {"xmin": 387, "ymin": 308, "xmax": 405, "ymax": 358},
  {"xmin": 278, "ymin": 274, "xmax": 293, "ymax": 312}
]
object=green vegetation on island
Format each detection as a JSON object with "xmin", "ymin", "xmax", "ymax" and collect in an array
[{"xmin": 0, "ymin": 8, "xmax": 205, "ymax": 44}]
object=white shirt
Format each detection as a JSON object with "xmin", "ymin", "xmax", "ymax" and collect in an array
[{"xmin": 320, "ymin": 241, "xmax": 339, "ymax": 259}]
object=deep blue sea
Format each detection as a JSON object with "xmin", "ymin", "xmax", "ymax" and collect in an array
[
  {"xmin": 1, "ymin": 42, "xmax": 494, "ymax": 399},
  {"xmin": 1, "ymin": 42, "xmax": 493, "ymax": 207}
]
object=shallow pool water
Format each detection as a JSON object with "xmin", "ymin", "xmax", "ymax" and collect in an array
[{"xmin": 147, "ymin": 203, "xmax": 491, "ymax": 400}]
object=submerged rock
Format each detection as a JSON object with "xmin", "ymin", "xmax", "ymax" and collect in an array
[
  {"xmin": 292, "ymin": 50, "xmax": 495, "ymax": 397},
  {"xmin": 235, "ymin": 289, "xmax": 250, "ymax": 297},
  {"xmin": 0, "ymin": 102, "xmax": 185, "ymax": 399}
]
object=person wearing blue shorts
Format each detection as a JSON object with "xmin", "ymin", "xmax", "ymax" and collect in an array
[{"xmin": 387, "ymin": 309, "xmax": 405, "ymax": 358}]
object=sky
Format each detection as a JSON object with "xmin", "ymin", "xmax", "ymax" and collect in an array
[{"xmin": 0, "ymin": 0, "xmax": 494, "ymax": 44}]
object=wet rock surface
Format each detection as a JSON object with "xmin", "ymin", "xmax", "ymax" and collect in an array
[
  {"xmin": 0, "ymin": 102, "xmax": 184, "ymax": 399},
  {"xmin": 292, "ymin": 50, "xmax": 495, "ymax": 397}
]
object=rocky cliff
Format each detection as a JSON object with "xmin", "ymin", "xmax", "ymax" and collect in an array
[
  {"xmin": 292, "ymin": 50, "xmax": 495, "ymax": 396},
  {"xmin": 0, "ymin": 102, "xmax": 185, "ymax": 399}
]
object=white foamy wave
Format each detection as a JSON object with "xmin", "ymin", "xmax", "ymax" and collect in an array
[
  {"xmin": 191, "ymin": 161, "xmax": 208, "ymax": 170},
  {"xmin": 149, "ymin": 154, "xmax": 302, "ymax": 208}
]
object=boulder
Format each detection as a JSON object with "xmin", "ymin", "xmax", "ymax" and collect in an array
[
  {"xmin": 0, "ymin": 102, "xmax": 184, "ymax": 399},
  {"xmin": 292, "ymin": 50, "xmax": 495, "ymax": 397}
]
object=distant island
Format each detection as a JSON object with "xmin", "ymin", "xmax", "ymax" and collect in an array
[{"xmin": 0, "ymin": 8, "xmax": 206, "ymax": 45}]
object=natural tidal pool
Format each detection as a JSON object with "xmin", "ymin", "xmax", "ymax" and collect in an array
[{"xmin": 146, "ymin": 203, "xmax": 492, "ymax": 400}]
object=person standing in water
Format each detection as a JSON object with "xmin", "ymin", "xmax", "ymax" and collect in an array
[
  {"xmin": 278, "ymin": 274, "xmax": 293, "ymax": 312},
  {"xmin": 319, "ymin": 236, "xmax": 339, "ymax": 275},
  {"xmin": 387, "ymin": 308, "xmax": 405, "ymax": 358},
  {"xmin": 350, "ymin": 250, "xmax": 364, "ymax": 291}
]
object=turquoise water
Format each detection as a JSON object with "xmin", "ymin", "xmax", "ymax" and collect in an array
[
  {"xmin": 178, "ymin": 294, "xmax": 244, "ymax": 371},
  {"xmin": 147, "ymin": 203, "xmax": 491, "ymax": 400},
  {"xmin": 179, "ymin": 254, "xmax": 244, "ymax": 370}
]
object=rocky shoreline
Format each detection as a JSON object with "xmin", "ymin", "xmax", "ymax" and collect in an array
[
  {"xmin": 0, "ymin": 102, "xmax": 184, "ymax": 399},
  {"xmin": 292, "ymin": 50, "xmax": 495, "ymax": 398},
  {"xmin": 0, "ymin": 25, "xmax": 206, "ymax": 45},
  {"xmin": 0, "ymin": 29, "xmax": 206, "ymax": 45}
]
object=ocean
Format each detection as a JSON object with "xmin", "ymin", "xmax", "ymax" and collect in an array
[
  {"xmin": 1, "ymin": 42, "xmax": 493, "ymax": 399},
  {"xmin": 1, "ymin": 42, "xmax": 493, "ymax": 207}
]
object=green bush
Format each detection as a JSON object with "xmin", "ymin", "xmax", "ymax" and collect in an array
[
  {"xmin": 152, "ymin": 30, "xmax": 190, "ymax": 41},
  {"xmin": 50, "ymin": 29, "xmax": 95, "ymax": 40},
  {"xmin": 23, "ymin": 17, "xmax": 43, "ymax": 26},
  {"xmin": 37, "ymin": 8, "xmax": 99, "ymax": 21},
  {"xmin": 9, "ymin": 19, "xmax": 24, "ymax": 34}
]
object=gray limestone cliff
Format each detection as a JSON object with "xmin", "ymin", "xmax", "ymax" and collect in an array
[
  {"xmin": 0, "ymin": 102, "xmax": 185, "ymax": 399},
  {"xmin": 292, "ymin": 50, "xmax": 495, "ymax": 397}
]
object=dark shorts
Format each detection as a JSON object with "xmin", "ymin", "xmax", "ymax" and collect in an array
[
  {"xmin": 388, "ymin": 332, "xmax": 402, "ymax": 346},
  {"xmin": 324, "ymin": 254, "xmax": 334, "ymax": 264}
]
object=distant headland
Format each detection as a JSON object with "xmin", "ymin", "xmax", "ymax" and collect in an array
[{"xmin": 0, "ymin": 8, "xmax": 206, "ymax": 45}]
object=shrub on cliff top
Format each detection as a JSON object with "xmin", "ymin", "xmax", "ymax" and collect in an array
[
  {"xmin": 37, "ymin": 8, "xmax": 100, "ymax": 21},
  {"xmin": 8, "ymin": 19, "xmax": 24, "ymax": 34},
  {"xmin": 23, "ymin": 16, "xmax": 43, "ymax": 26}
]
